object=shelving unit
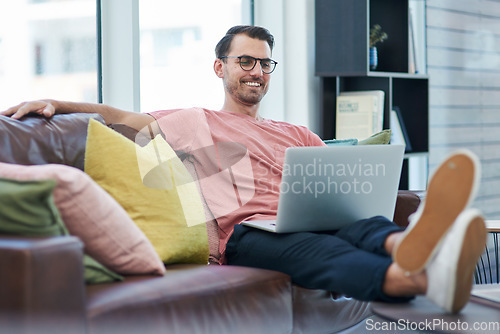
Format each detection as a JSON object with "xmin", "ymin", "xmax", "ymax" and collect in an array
[{"xmin": 315, "ymin": 0, "xmax": 429, "ymax": 190}]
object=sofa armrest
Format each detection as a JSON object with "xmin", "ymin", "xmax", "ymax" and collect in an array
[
  {"xmin": 393, "ymin": 190, "xmax": 425, "ymax": 228},
  {"xmin": 0, "ymin": 236, "xmax": 87, "ymax": 334}
]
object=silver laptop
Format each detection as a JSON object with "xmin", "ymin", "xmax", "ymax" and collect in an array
[{"xmin": 242, "ymin": 145, "xmax": 405, "ymax": 233}]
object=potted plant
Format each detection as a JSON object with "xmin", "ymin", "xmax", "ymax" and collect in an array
[{"xmin": 369, "ymin": 24, "xmax": 388, "ymax": 70}]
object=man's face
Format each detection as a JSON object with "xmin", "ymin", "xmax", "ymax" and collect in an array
[{"xmin": 218, "ymin": 34, "xmax": 272, "ymax": 107}]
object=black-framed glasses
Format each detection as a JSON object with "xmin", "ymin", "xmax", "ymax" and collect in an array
[{"xmin": 220, "ymin": 55, "xmax": 278, "ymax": 74}]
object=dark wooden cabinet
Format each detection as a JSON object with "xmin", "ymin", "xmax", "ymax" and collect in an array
[{"xmin": 316, "ymin": 0, "xmax": 415, "ymax": 75}]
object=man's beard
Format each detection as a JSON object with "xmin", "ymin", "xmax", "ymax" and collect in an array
[{"xmin": 225, "ymin": 80, "xmax": 268, "ymax": 105}]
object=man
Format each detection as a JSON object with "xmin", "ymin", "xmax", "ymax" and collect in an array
[{"xmin": 1, "ymin": 25, "xmax": 486, "ymax": 313}]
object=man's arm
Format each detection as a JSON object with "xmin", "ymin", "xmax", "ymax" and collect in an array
[{"xmin": 1, "ymin": 99, "xmax": 155, "ymax": 131}]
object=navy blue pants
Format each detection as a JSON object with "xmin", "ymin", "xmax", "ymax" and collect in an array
[{"xmin": 226, "ymin": 216, "xmax": 412, "ymax": 302}]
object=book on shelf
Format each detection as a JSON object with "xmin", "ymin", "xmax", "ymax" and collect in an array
[
  {"xmin": 335, "ymin": 90, "xmax": 384, "ymax": 140},
  {"xmin": 390, "ymin": 106, "xmax": 412, "ymax": 152},
  {"xmin": 408, "ymin": 1, "xmax": 427, "ymax": 74},
  {"xmin": 408, "ymin": 7, "xmax": 417, "ymax": 74}
]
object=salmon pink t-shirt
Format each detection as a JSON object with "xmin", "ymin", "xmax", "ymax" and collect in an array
[{"xmin": 149, "ymin": 108, "xmax": 326, "ymax": 260}]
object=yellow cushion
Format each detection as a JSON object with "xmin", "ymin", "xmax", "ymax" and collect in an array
[{"xmin": 84, "ymin": 119, "xmax": 208, "ymax": 264}]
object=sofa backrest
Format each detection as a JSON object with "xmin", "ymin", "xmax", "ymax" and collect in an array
[{"xmin": 0, "ymin": 113, "xmax": 105, "ymax": 170}]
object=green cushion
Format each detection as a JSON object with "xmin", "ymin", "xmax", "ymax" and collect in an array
[
  {"xmin": 358, "ymin": 129, "xmax": 392, "ymax": 145},
  {"xmin": 83, "ymin": 254, "xmax": 123, "ymax": 284},
  {"xmin": 325, "ymin": 130, "xmax": 391, "ymax": 146},
  {"xmin": 0, "ymin": 178, "xmax": 68, "ymax": 236},
  {"xmin": 0, "ymin": 178, "xmax": 122, "ymax": 284}
]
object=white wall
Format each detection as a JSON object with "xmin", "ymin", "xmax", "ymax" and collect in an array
[{"xmin": 427, "ymin": 0, "xmax": 500, "ymax": 219}]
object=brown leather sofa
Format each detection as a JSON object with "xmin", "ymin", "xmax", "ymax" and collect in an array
[{"xmin": 0, "ymin": 114, "xmax": 422, "ymax": 334}]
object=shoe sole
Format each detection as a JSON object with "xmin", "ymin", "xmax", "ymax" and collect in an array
[
  {"xmin": 451, "ymin": 215, "xmax": 487, "ymax": 313},
  {"xmin": 393, "ymin": 151, "xmax": 480, "ymax": 273}
]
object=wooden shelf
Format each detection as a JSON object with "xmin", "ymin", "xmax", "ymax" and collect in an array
[{"xmin": 315, "ymin": 0, "xmax": 429, "ymax": 190}]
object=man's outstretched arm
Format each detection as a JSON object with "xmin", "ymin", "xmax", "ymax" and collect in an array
[{"xmin": 0, "ymin": 99, "xmax": 155, "ymax": 131}]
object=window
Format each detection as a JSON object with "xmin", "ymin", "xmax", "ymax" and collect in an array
[
  {"xmin": 0, "ymin": 0, "xmax": 98, "ymax": 110},
  {"xmin": 139, "ymin": 0, "xmax": 250, "ymax": 112}
]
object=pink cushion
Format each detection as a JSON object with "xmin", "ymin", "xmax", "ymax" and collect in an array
[{"xmin": 0, "ymin": 162, "xmax": 165, "ymax": 275}]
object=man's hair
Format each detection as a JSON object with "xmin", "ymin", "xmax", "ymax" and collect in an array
[{"xmin": 215, "ymin": 25, "xmax": 275, "ymax": 58}]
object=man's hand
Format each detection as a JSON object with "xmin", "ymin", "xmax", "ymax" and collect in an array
[
  {"xmin": 1, "ymin": 100, "xmax": 56, "ymax": 119},
  {"xmin": 1, "ymin": 99, "xmax": 155, "ymax": 131}
]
